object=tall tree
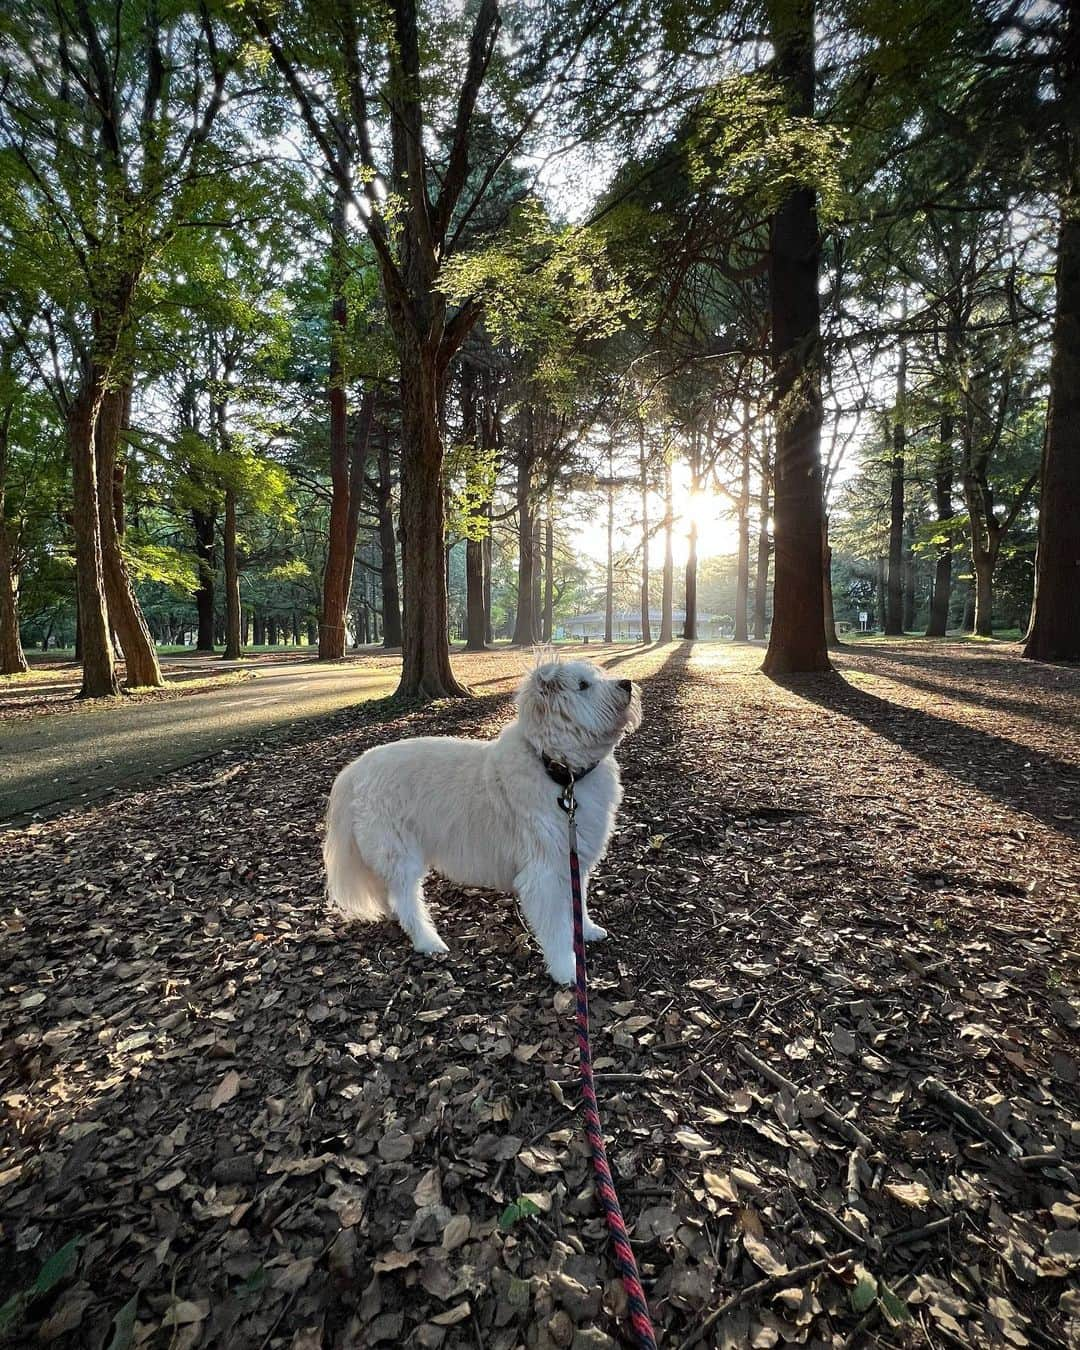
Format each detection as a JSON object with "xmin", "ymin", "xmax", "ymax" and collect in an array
[
  {"xmin": 761, "ymin": 0, "xmax": 830, "ymax": 675},
  {"xmin": 1025, "ymin": 1, "xmax": 1080, "ymax": 661}
]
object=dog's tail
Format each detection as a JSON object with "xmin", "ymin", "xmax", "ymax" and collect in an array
[{"xmin": 323, "ymin": 765, "xmax": 388, "ymax": 922}]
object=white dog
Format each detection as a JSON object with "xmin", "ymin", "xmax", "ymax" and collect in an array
[{"xmin": 323, "ymin": 658, "xmax": 642, "ymax": 983}]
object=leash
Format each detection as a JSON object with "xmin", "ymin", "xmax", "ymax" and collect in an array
[{"xmin": 559, "ymin": 775, "xmax": 658, "ymax": 1350}]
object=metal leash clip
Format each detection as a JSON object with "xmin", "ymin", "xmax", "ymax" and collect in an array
[{"xmin": 558, "ymin": 775, "xmax": 576, "ymax": 819}]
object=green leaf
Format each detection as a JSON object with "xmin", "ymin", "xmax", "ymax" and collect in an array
[
  {"xmin": 850, "ymin": 1266, "xmax": 878, "ymax": 1314},
  {"xmin": 498, "ymin": 1197, "xmax": 542, "ymax": 1232},
  {"xmin": 239, "ymin": 1266, "xmax": 267, "ymax": 1297},
  {"xmin": 104, "ymin": 1294, "xmax": 139, "ymax": 1350},
  {"xmin": 32, "ymin": 1238, "xmax": 81, "ymax": 1297},
  {"xmin": 878, "ymin": 1282, "xmax": 913, "ymax": 1326}
]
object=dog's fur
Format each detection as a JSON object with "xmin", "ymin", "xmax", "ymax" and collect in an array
[{"xmin": 323, "ymin": 659, "xmax": 641, "ymax": 983}]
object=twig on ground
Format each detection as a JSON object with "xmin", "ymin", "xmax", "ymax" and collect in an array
[
  {"xmin": 921, "ymin": 1077, "xmax": 1024, "ymax": 1159},
  {"xmin": 676, "ymin": 1248, "xmax": 857, "ymax": 1350},
  {"xmin": 736, "ymin": 1044, "xmax": 873, "ymax": 1151}
]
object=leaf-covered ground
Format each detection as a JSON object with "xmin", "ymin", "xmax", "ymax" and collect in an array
[{"xmin": 2, "ymin": 640, "xmax": 1078, "ymax": 1349}]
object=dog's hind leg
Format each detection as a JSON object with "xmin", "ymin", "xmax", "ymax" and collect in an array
[
  {"xmin": 383, "ymin": 856, "xmax": 449, "ymax": 956},
  {"xmin": 515, "ymin": 862, "xmax": 574, "ymax": 985}
]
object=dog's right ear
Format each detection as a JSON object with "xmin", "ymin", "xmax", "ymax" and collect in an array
[{"xmin": 533, "ymin": 662, "xmax": 562, "ymax": 697}]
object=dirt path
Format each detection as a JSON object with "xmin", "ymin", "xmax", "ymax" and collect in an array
[
  {"xmin": 0, "ymin": 647, "xmax": 610, "ymax": 825},
  {"xmin": 1, "ymin": 642, "xmax": 1077, "ymax": 1348}
]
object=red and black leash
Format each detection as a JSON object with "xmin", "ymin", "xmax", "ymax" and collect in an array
[{"xmin": 560, "ymin": 777, "xmax": 658, "ymax": 1350}]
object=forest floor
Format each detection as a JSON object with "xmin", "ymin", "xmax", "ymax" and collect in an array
[{"xmin": 1, "ymin": 640, "xmax": 1078, "ymax": 1349}]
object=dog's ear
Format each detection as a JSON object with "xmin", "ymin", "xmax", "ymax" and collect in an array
[{"xmin": 533, "ymin": 662, "xmax": 562, "ymax": 697}]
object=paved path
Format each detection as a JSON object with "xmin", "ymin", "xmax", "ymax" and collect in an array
[{"xmin": 0, "ymin": 654, "xmax": 403, "ymax": 824}]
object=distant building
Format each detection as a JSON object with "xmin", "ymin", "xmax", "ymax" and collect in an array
[{"xmin": 556, "ymin": 608, "xmax": 725, "ymax": 641}]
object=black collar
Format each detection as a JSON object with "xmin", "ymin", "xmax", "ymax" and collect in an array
[{"xmin": 541, "ymin": 752, "xmax": 600, "ymax": 787}]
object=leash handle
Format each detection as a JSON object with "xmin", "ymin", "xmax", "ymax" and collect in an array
[{"xmin": 565, "ymin": 785, "xmax": 658, "ymax": 1350}]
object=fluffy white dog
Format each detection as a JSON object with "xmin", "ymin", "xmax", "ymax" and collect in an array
[{"xmin": 323, "ymin": 658, "xmax": 642, "ymax": 983}]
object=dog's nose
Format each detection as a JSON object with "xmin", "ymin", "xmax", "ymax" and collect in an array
[{"xmin": 619, "ymin": 679, "xmax": 632, "ymax": 694}]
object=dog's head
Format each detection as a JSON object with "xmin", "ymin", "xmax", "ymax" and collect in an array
[{"xmin": 516, "ymin": 657, "xmax": 642, "ymax": 770}]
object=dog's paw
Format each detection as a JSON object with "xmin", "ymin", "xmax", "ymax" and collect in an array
[
  {"xmin": 547, "ymin": 954, "xmax": 577, "ymax": 985},
  {"xmin": 582, "ymin": 921, "xmax": 608, "ymax": 942},
  {"xmin": 412, "ymin": 933, "xmax": 449, "ymax": 956}
]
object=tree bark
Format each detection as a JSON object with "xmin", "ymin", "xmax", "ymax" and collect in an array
[
  {"xmin": 754, "ymin": 459, "xmax": 770, "ymax": 640},
  {"xmin": 639, "ymin": 422, "xmax": 652, "ymax": 644},
  {"xmin": 734, "ymin": 406, "xmax": 751, "ymax": 642},
  {"xmin": 761, "ymin": 0, "xmax": 831, "ymax": 676},
  {"xmin": 396, "ymin": 339, "xmax": 463, "ymax": 695},
  {"xmin": 822, "ymin": 513, "xmax": 839, "ymax": 646},
  {"xmin": 377, "ymin": 436, "xmax": 402, "ymax": 648},
  {"xmin": 876, "ymin": 556, "xmax": 887, "ymax": 632},
  {"xmin": 0, "ymin": 518, "xmax": 24, "ymax": 675},
  {"xmin": 192, "ymin": 506, "xmax": 216, "ymax": 651},
  {"xmin": 543, "ymin": 513, "xmax": 554, "ymax": 643},
  {"xmin": 343, "ymin": 395, "xmax": 373, "ymax": 619},
  {"xmin": 927, "ymin": 410, "xmax": 954, "ymax": 636},
  {"xmin": 320, "ymin": 166, "xmax": 353, "ymax": 660},
  {"xmin": 973, "ymin": 550, "xmax": 995, "ymax": 637},
  {"xmin": 604, "ymin": 444, "xmax": 614, "ymax": 644},
  {"xmin": 483, "ymin": 510, "xmax": 493, "ymax": 645},
  {"xmin": 886, "ymin": 347, "xmax": 907, "ymax": 634},
  {"xmin": 903, "ymin": 514, "xmax": 916, "ymax": 631},
  {"xmin": 683, "ymin": 430, "xmax": 699, "ymax": 640},
  {"xmin": 660, "ymin": 455, "xmax": 674, "ymax": 643},
  {"xmin": 465, "ymin": 538, "xmax": 486, "ymax": 649},
  {"xmin": 512, "ymin": 437, "xmax": 536, "ymax": 645},
  {"xmin": 1025, "ymin": 6, "xmax": 1080, "ymax": 660},
  {"xmin": 0, "ymin": 395, "xmax": 27, "ymax": 674},
  {"xmin": 68, "ymin": 371, "xmax": 119, "ymax": 697},
  {"xmin": 222, "ymin": 487, "xmax": 241, "ymax": 660},
  {"xmin": 95, "ymin": 383, "xmax": 163, "ymax": 688}
]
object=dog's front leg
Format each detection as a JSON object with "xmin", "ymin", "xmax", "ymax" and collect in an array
[
  {"xmin": 515, "ymin": 862, "xmax": 575, "ymax": 985},
  {"xmin": 579, "ymin": 872, "xmax": 608, "ymax": 943}
]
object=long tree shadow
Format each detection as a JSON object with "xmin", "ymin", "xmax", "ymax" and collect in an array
[
  {"xmin": 836, "ymin": 645, "xmax": 1079, "ymax": 729},
  {"xmin": 771, "ymin": 670, "xmax": 1080, "ymax": 842}
]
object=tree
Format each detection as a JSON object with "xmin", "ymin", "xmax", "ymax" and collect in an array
[
  {"xmin": 0, "ymin": 1, "xmax": 243, "ymax": 694},
  {"xmin": 761, "ymin": 0, "xmax": 831, "ymax": 676},
  {"xmin": 1025, "ymin": 1, "xmax": 1080, "ymax": 661}
]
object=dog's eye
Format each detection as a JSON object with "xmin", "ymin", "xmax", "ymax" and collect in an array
[{"xmin": 578, "ymin": 680, "xmax": 590, "ymax": 691}]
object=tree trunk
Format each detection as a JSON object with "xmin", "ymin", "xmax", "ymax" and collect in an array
[
  {"xmin": 973, "ymin": 547, "xmax": 995, "ymax": 637},
  {"xmin": 823, "ymin": 514, "xmax": 839, "ymax": 646},
  {"xmin": 1025, "ymin": 8, "xmax": 1080, "ymax": 661},
  {"xmin": 734, "ymin": 406, "xmax": 751, "ymax": 642},
  {"xmin": 927, "ymin": 410, "xmax": 954, "ymax": 636},
  {"xmin": 903, "ymin": 515, "xmax": 916, "ymax": 631},
  {"xmin": 465, "ymin": 538, "xmax": 486, "ymax": 649},
  {"xmin": 483, "ymin": 513, "xmax": 493, "ymax": 645},
  {"xmin": 222, "ymin": 487, "xmax": 242, "ymax": 660},
  {"xmin": 0, "ymin": 402, "xmax": 27, "ymax": 674},
  {"xmin": 377, "ymin": 438, "xmax": 402, "ymax": 649},
  {"xmin": 192, "ymin": 506, "xmax": 216, "ymax": 651},
  {"xmin": 320, "ymin": 201, "xmax": 351, "ymax": 660},
  {"xmin": 343, "ymin": 396, "xmax": 373, "ymax": 618},
  {"xmin": 683, "ymin": 432, "xmax": 699, "ymax": 640},
  {"xmin": 0, "ymin": 519, "xmax": 25, "ymax": 674},
  {"xmin": 395, "ymin": 340, "xmax": 465, "ymax": 696},
  {"xmin": 876, "ymin": 556, "xmax": 887, "ymax": 631},
  {"xmin": 639, "ymin": 423, "xmax": 652, "ymax": 644},
  {"xmin": 543, "ymin": 513, "xmax": 554, "ymax": 643},
  {"xmin": 753, "ymin": 461, "xmax": 770, "ymax": 640},
  {"xmin": 95, "ymin": 384, "xmax": 163, "ymax": 688},
  {"xmin": 512, "ymin": 445, "xmax": 536, "ymax": 645},
  {"xmin": 604, "ymin": 447, "xmax": 614, "ymax": 644},
  {"xmin": 660, "ymin": 456, "xmax": 674, "ymax": 643},
  {"xmin": 68, "ymin": 373, "xmax": 119, "ymax": 697},
  {"xmin": 761, "ymin": 0, "xmax": 831, "ymax": 676}
]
